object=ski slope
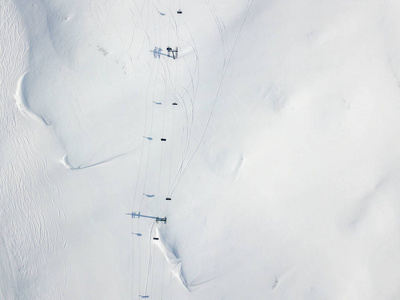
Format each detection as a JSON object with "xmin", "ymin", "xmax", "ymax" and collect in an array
[{"xmin": 2, "ymin": 0, "xmax": 400, "ymax": 299}]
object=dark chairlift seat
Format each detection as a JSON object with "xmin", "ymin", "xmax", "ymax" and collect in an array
[
  {"xmin": 172, "ymin": 102, "xmax": 178, "ymax": 105},
  {"xmin": 153, "ymin": 237, "xmax": 159, "ymax": 240},
  {"xmin": 177, "ymin": 10, "xmax": 182, "ymax": 14},
  {"xmin": 166, "ymin": 197, "xmax": 171, "ymax": 200},
  {"xmin": 161, "ymin": 138, "xmax": 167, "ymax": 141}
]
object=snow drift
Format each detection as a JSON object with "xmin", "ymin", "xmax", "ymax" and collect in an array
[{"xmin": 2, "ymin": 0, "xmax": 400, "ymax": 299}]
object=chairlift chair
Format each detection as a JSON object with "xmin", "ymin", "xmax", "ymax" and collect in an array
[
  {"xmin": 156, "ymin": 217, "xmax": 167, "ymax": 224},
  {"xmin": 177, "ymin": 9, "xmax": 182, "ymax": 14}
]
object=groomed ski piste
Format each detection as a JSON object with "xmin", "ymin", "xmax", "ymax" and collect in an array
[{"xmin": 2, "ymin": 0, "xmax": 400, "ymax": 299}]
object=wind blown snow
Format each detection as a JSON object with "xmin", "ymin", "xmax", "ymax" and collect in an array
[{"xmin": 1, "ymin": 0, "xmax": 400, "ymax": 299}]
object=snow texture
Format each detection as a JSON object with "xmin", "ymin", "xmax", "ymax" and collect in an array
[{"xmin": 2, "ymin": 0, "xmax": 400, "ymax": 299}]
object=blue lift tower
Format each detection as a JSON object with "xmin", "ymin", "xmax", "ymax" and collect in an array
[{"xmin": 126, "ymin": 212, "xmax": 167, "ymax": 224}]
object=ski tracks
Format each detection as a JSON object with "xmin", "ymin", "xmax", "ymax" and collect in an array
[
  {"xmin": 170, "ymin": 0, "xmax": 254, "ymax": 194},
  {"xmin": 129, "ymin": 0, "xmax": 253, "ymax": 297},
  {"xmin": 0, "ymin": 1, "xmax": 66, "ymax": 299}
]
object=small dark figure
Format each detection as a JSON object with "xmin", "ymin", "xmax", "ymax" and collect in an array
[
  {"xmin": 172, "ymin": 102, "xmax": 178, "ymax": 105},
  {"xmin": 161, "ymin": 138, "xmax": 167, "ymax": 141},
  {"xmin": 153, "ymin": 237, "xmax": 159, "ymax": 240},
  {"xmin": 165, "ymin": 198, "xmax": 171, "ymax": 200},
  {"xmin": 177, "ymin": 10, "xmax": 182, "ymax": 14}
]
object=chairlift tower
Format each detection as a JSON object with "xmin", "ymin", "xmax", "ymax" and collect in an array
[
  {"xmin": 126, "ymin": 212, "xmax": 167, "ymax": 224},
  {"xmin": 166, "ymin": 46, "xmax": 178, "ymax": 59}
]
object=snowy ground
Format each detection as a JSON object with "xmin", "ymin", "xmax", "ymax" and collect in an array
[{"xmin": 2, "ymin": 0, "xmax": 400, "ymax": 299}]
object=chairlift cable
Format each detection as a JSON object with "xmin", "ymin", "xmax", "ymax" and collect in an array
[
  {"xmin": 168, "ymin": 99, "xmax": 175, "ymax": 195},
  {"xmin": 156, "ymin": 125, "xmax": 165, "ymax": 215},
  {"xmin": 144, "ymin": 222, "xmax": 156, "ymax": 297},
  {"xmin": 136, "ymin": 221, "xmax": 142, "ymax": 299},
  {"xmin": 139, "ymin": 60, "xmax": 160, "ymax": 211},
  {"xmin": 130, "ymin": 15, "xmax": 158, "ymax": 299},
  {"xmin": 133, "ymin": 0, "xmax": 204, "ymax": 296},
  {"xmin": 160, "ymin": 255, "xmax": 167, "ymax": 300},
  {"xmin": 143, "ymin": 3, "xmax": 170, "ymax": 296},
  {"xmin": 132, "ymin": 0, "xmax": 158, "ymax": 214},
  {"xmin": 136, "ymin": 0, "xmax": 157, "ymax": 288},
  {"xmin": 130, "ymin": 0, "xmax": 168, "ymax": 298},
  {"xmin": 130, "ymin": 221, "xmax": 136, "ymax": 299},
  {"xmin": 149, "ymin": 225, "xmax": 157, "ymax": 298}
]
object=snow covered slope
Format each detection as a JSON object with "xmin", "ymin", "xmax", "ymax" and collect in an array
[{"xmin": 2, "ymin": 0, "xmax": 400, "ymax": 299}]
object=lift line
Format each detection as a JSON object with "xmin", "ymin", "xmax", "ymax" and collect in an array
[{"xmin": 126, "ymin": 212, "xmax": 167, "ymax": 224}]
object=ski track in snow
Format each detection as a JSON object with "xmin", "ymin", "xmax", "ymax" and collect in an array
[
  {"xmin": 7, "ymin": 0, "xmax": 400, "ymax": 299},
  {"xmin": 127, "ymin": 1, "xmax": 256, "ymax": 298},
  {"xmin": 124, "ymin": 0, "xmax": 255, "ymax": 298},
  {"xmin": 3, "ymin": 0, "xmax": 298, "ymax": 298},
  {"xmin": 166, "ymin": 0, "xmax": 253, "ymax": 198},
  {"xmin": 0, "ymin": 1, "xmax": 66, "ymax": 299}
]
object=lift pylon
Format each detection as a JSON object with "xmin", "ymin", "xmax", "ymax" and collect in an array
[
  {"xmin": 166, "ymin": 47, "xmax": 178, "ymax": 59},
  {"xmin": 126, "ymin": 212, "xmax": 167, "ymax": 224}
]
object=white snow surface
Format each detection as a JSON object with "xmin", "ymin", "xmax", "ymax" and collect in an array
[{"xmin": 2, "ymin": 0, "xmax": 400, "ymax": 299}]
